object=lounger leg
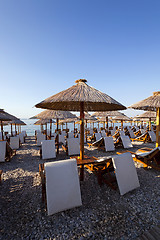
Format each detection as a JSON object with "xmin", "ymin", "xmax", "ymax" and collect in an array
[{"xmin": 79, "ymin": 165, "xmax": 84, "ymax": 181}]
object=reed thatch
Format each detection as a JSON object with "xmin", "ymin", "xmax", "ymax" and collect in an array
[
  {"xmin": 0, "ymin": 109, "xmax": 16, "ymax": 121},
  {"xmin": 35, "ymin": 79, "xmax": 126, "ymax": 111},
  {"xmin": 112, "ymin": 114, "xmax": 131, "ymax": 121},
  {"xmin": 136, "ymin": 111, "xmax": 156, "ymax": 119},
  {"xmin": 59, "ymin": 117, "xmax": 78, "ymax": 124},
  {"xmin": 92, "ymin": 111, "xmax": 124, "ymax": 118},
  {"xmin": 31, "ymin": 110, "xmax": 77, "ymax": 120},
  {"xmin": 34, "ymin": 119, "xmax": 55, "ymax": 125},
  {"xmin": 129, "ymin": 91, "xmax": 160, "ymax": 111},
  {"xmin": 78, "ymin": 112, "xmax": 97, "ymax": 121}
]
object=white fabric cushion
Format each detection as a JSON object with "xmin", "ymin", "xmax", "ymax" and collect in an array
[
  {"xmin": 19, "ymin": 133, "xmax": 24, "ymax": 144},
  {"xmin": 95, "ymin": 133, "xmax": 101, "ymax": 141},
  {"xmin": 45, "ymin": 159, "xmax": 82, "ymax": 215},
  {"xmin": 59, "ymin": 134, "xmax": 66, "ymax": 145},
  {"xmin": 68, "ymin": 132, "xmax": 74, "ymax": 138},
  {"xmin": 0, "ymin": 141, "xmax": 6, "ymax": 162},
  {"xmin": 121, "ymin": 136, "xmax": 133, "ymax": 148},
  {"xmin": 112, "ymin": 152, "xmax": 140, "ymax": 195},
  {"xmin": 42, "ymin": 140, "xmax": 56, "ymax": 160},
  {"xmin": 10, "ymin": 136, "xmax": 19, "ymax": 149},
  {"xmin": 148, "ymin": 131, "xmax": 156, "ymax": 142},
  {"xmin": 67, "ymin": 138, "xmax": 80, "ymax": 156},
  {"xmin": 37, "ymin": 134, "xmax": 46, "ymax": 146},
  {"xmin": 104, "ymin": 137, "xmax": 115, "ymax": 151}
]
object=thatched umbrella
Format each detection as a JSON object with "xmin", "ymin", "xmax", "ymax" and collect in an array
[
  {"xmin": 35, "ymin": 79, "xmax": 126, "ymax": 160},
  {"xmin": 59, "ymin": 117, "xmax": 78, "ymax": 131},
  {"xmin": 10, "ymin": 119, "xmax": 26, "ymax": 134},
  {"xmin": 129, "ymin": 91, "xmax": 160, "ymax": 146},
  {"xmin": 112, "ymin": 114, "xmax": 131, "ymax": 130},
  {"xmin": 34, "ymin": 119, "xmax": 55, "ymax": 134},
  {"xmin": 31, "ymin": 110, "xmax": 77, "ymax": 152},
  {"xmin": 0, "ymin": 109, "xmax": 20, "ymax": 139},
  {"xmin": 135, "ymin": 111, "xmax": 156, "ymax": 130},
  {"xmin": 92, "ymin": 111, "xmax": 124, "ymax": 129}
]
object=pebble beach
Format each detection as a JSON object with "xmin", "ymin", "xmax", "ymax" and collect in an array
[{"xmin": 0, "ymin": 136, "xmax": 160, "ymax": 240}]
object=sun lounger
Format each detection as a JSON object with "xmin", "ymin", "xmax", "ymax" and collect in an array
[
  {"xmin": 95, "ymin": 132, "xmax": 102, "ymax": 141},
  {"xmin": 148, "ymin": 131, "xmax": 156, "ymax": 142},
  {"xmin": 112, "ymin": 152, "xmax": 140, "ymax": 195},
  {"xmin": 39, "ymin": 159, "xmax": 82, "ymax": 215},
  {"xmin": 101, "ymin": 131, "xmax": 106, "ymax": 137},
  {"xmin": 37, "ymin": 133, "xmax": 46, "ymax": 146},
  {"xmin": 10, "ymin": 136, "xmax": 20, "ymax": 150},
  {"xmin": 117, "ymin": 147, "xmax": 160, "ymax": 171},
  {"xmin": 121, "ymin": 135, "xmax": 133, "ymax": 148},
  {"xmin": 19, "ymin": 133, "xmax": 24, "ymax": 144},
  {"xmin": 104, "ymin": 137, "xmax": 115, "ymax": 152},
  {"xmin": 41, "ymin": 140, "xmax": 56, "ymax": 160},
  {"xmin": 67, "ymin": 132, "xmax": 74, "ymax": 138},
  {"xmin": 87, "ymin": 137, "xmax": 104, "ymax": 148},
  {"xmin": 128, "ymin": 129, "xmax": 136, "ymax": 139},
  {"xmin": 67, "ymin": 138, "xmax": 80, "ymax": 156},
  {"xmin": 59, "ymin": 134, "xmax": 66, "ymax": 145},
  {"xmin": 0, "ymin": 141, "xmax": 6, "ymax": 162}
]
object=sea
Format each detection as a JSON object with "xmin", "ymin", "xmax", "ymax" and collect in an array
[{"xmin": 3, "ymin": 119, "xmax": 133, "ymax": 136}]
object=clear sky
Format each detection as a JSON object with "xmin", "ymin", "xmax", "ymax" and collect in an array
[{"xmin": 0, "ymin": 0, "xmax": 160, "ymax": 119}]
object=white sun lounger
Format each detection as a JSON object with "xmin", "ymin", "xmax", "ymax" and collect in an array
[
  {"xmin": 19, "ymin": 133, "xmax": 24, "ymax": 144},
  {"xmin": 101, "ymin": 132, "xmax": 106, "ymax": 138},
  {"xmin": 37, "ymin": 134, "xmax": 46, "ymax": 146},
  {"xmin": 0, "ymin": 141, "xmax": 6, "ymax": 162},
  {"xmin": 45, "ymin": 159, "xmax": 82, "ymax": 215},
  {"xmin": 95, "ymin": 133, "xmax": 102, "ymax": 141},
  {"xmin": 112, "ymin": 152, "xmax": 140, "ymax": 195},
  {"xmin": 68, "ymin": 132, "xmax": 74, "ymax": 138},
  {"xmin": 148, "ymin": 131, "xmax": 156, "ymax": 142},
  {"xmin": 41, "ymin": 140, "xmax": 56, "ymax": 160},
  {"xmin": 10, "ymin": 136, "xmax": 20, "ymax": 150},
  {"xmin": 121, "ymin": 135, "xmax": 133, "ymax": 148},
  {"xmin": 59, "ymin": 134, "xmax": 66, "ymax": 145},
  {"xmin": 67, "ymin": 138, "xmax": 80, "ymax": 156},
  {"xmin": 104, "ymin": 137, "xmax": 115, "ymax": 152}
]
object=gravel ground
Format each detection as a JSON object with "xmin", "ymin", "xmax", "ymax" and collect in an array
[{"xmin": 0, "ymin": 136, "xmax": 160, "ymax": 240}]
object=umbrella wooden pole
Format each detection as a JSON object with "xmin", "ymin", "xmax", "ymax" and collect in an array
[
  {"xmin": 85, "ymin": 120, "xmax": 87, "ymax": 142},
  {"xmin": 121, "ymin": 120, "xmax": 123, "ymax": 130},
  {"xmin": 15, "ymin": 124, "xmax": 17, "ymax": 135},
  {"xmin": 45, "ymin": 123, "xmax": 47, "ymax": 140},
  {"xmin": 56, "ymin": 118, "xmax": 59, "ymax": 154},
  {"xmin": 80, "ymin": 102, "xmax": 84, "ymax": 160},
  {"xmin": 106, "ymin": 116, "xmax": 108, "ymax": 130},
  {"xmin": 40, "ymin": 124, "xmax": 43, "ymax": 133},
  {"xmin": 1, "ymin": 121, "xmax": 4, "ymax": 141},
  {"xmin": 149, "ymin": 117, "xmax": 151, "ymax": 131},
  {"xmin": 156, "ymin": 107, "xmax": 160, "ymax": 147},
  {"xmin": 50, "ymin": 119, "xmax": 52, "ymax": 138},
  {"xmin": 11, "ymin": 123, "xmax": 13, "ymax": 136}
]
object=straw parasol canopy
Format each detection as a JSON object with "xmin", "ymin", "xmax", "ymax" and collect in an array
[
  {"xmin": 34, "ymin": 119, "xmax": 55, "ymax": 125},
  {"xmin": 129, "ymin": 91, "xmax": 160, "ymax": 146},
  {"xmin": 31, "ymin": 110, "xmax": 77, "ymax": 120},
  {"xmin": 35, "ymin": 79, "xmax": 126, "ymax": 159}
]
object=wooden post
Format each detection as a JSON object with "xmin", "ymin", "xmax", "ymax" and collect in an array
[
  {"xmin": 149, "ymin": 117, "xmax": 151, "ymax": 131},
  {"xmin": 74, "ymin": 121, "xmax": 75, "ymax": 133},
  {"xmin": 45, "ymin": 123, "xmax": 47, "ymax": 140},
  {"xmin": 50, "ymin": 119, "xmax": 52, "ymax": 138},
  {"xmin": 106, "ymin": 116, "xmax": 108, "ymax": 130},
  {"xmin": 121, "ymin": 120, "xmax": 123, "ymax": 130},
  {"xmin": 156, "ymin": 107, "xmax": 160, "ymax": 147},
  {"xmin": 11, "ymin": 123, "xmax": 13, "ymax": 136},
  {"xmin": 80, "ymin": 102, "xmax": 84, "ymax": 160},
  {"xmin": 1, "ymin": 121, "xmax": 4, "ymax": 141},
  {"xmin": 15, "ymin": 124, "xmax": 17, "ymax": 135},
  {"xmin": 40, "ymin": 124, "xmax": 43, "ymax": 133},
  {"xmin": 56, "ymin": 118, "xmax": 59, "ymax": 154},
  {"xmin": 85, "ymin": 120, "xmax": 87, "ymax": 142}
]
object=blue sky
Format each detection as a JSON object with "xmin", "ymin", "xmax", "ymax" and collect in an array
[{"xmin": 0, "ymin": 0, "xmax": 160, "ymax": 119}]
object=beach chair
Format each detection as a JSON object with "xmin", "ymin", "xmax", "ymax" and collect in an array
[
  {"xmin": 37, "ymin": 133, "xmax": 46, "ymax": 146},
  {"xmin": 121, "ymin": 135, "xmax": 133, "ymax": 148},
  {"xmin": 117, "ymin": 147, "xmax": 160, "ymax": 171},
  {"xmin": 39, "ymin": 159, "xmax": 82, "ymax": 215},
  {"xmin": 67, "ymin": 132, "xmax": 74, "ymax": 138},
  {"xmin": 104, "ymin": 137, "xmax": 115, "ymax": 152},
  {"xmin": 131, "ymin": 132, "xmax": 148, "ymax": 142},
  {"xmin": 95, "ymin": 133, "xmax": 102, "ymax": 141},
  {"xmin": 0, "ymin": 141, "xmax": 6, "ymax": 162},
  {"xmin": 148, "ymin": 131, "xmax": 156, "ymax": 142},
  {"xmin": 128, "ymin": 129, "xmax": 136, "ymax": 139},
  {"xmin": 59, "ymin": 134, "xmax": 66, "ymax": 145},
  {"xmin": 87, "ymin": 137, "xmax": 104, "ymax": 148},
  {"xmin": 41, "ymin": 140, "xmax": 56, "ymax": 160},
  {"xmin": 112, "ymin": 152, "xmax": 140, "ymax": 195},
  {"xmin": 101, "ymin": 131, "xmax": 107, "ymax": 138},
  {"xmin": 67, "ymin": 138, "xmax": 80, "ymax": 156},
  {"xmin": 10, "ymin": 136, "xmax": 20, "ymax": 150},
  {"xmin": 19, "ymin": 133, "xmax": 24, "ymax": 144}
]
